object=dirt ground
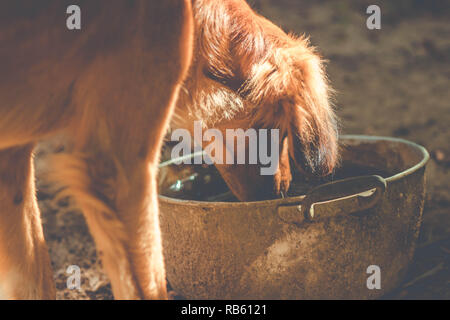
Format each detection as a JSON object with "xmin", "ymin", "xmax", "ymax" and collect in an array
[{"xmin": 34, "ymin": 0, "xmax": 449, "ymax": 299}]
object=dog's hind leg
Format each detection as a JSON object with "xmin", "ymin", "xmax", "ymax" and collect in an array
[{"xmin": 0, "ymin": 145, "xmax": 55, "ymax": 299}]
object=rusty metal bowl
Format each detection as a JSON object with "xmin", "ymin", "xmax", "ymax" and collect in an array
[{"xmin": 158, "ymin": 135, "xmax": 429, "ymax": 299}]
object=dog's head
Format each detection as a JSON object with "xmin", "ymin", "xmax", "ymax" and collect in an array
[{"xmin": 173, "ymin": 0, "xmax": 339, "ymax": 201}]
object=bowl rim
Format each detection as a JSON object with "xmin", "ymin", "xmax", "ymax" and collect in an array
[{"xmin": 158, "ymin": 135, "xmax": 430, "ymax": 208}]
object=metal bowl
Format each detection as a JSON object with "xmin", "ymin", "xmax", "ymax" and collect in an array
[{"xmin": 158, "ymin": 135, "xmax": 429, "ymax": 299}]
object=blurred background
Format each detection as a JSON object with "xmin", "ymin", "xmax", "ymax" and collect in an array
[{"xmin": 36, "ymin": 0, "xmax": 449, "ymax": 299}]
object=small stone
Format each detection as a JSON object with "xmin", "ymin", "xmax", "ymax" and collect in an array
[{"xmin": 434, "ymin": 150, "xmax": 445, "ymax": 162}]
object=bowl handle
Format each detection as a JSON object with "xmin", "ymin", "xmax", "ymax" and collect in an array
[{"xmin": 278, "ymin": 175, "xmax": 387, "ymax": 224}]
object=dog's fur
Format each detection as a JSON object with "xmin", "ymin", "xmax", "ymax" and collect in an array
[
  {"xmin": 0, "ymin": 0, "xmax": 193, "ymax": 300},
  {"xmin": 175, "ymin": 0, "xmax": 338, "ymax": 200},
  {"xmin": 0, "ymin": 0, "xmax": 337, "ymax": 299}
]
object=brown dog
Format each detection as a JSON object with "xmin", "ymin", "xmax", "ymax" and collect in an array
[{"xmin": 0, "ymin": 0, "xmax": 337, "ymax": 299}]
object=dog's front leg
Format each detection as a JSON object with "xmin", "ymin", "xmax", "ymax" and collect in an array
[
  {"xmin": 50, "ymin": 151, "xmax": 167, "ymax": 299},
  {"xmin": 0, "ymin": 145, "xmax": 55, "ymax": 299}
]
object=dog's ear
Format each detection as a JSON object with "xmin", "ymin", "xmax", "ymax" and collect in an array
[
  {"xmin": 274, "ymin": 45, "xmax": 338, "ymax": 177},
  {"xmin": 241, "ymin": 41, "xmax": 338, "ymax": 182},
  {"xmin": 282, "ymin": 94, "xmax": 338, "ymax": 177}
]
